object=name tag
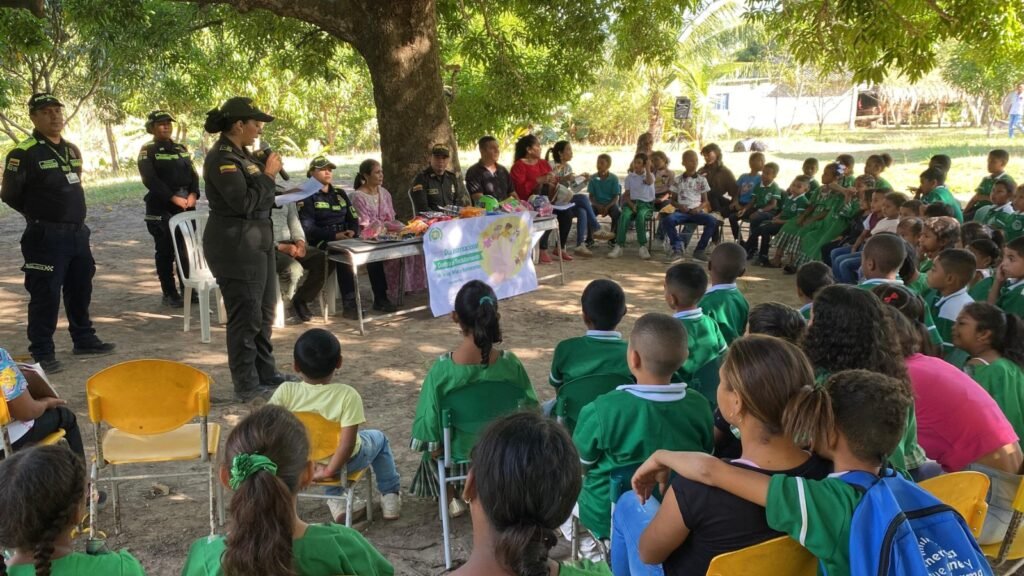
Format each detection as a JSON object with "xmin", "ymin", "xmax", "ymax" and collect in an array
[
  {"xmin": 66, "ymin": 172, "xmax": 80, "ymax": 184},
  {"xmin": 38, "ymin": 159, "xmax": 59, "ymax": 170}
]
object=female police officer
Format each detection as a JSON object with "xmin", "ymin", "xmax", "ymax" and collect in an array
[{"xmin": 202, "ymin": 97, "xmax": 288, "ymax": 401}]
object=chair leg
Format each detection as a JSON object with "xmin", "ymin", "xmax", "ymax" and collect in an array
[
  {"xmin": 217, "ymin": 478, "xmax": 225, "ymax": 526},
  {"xmin": 208, "ymin": 460, "xmax": 216, "ymax": 537},
  {"xmin": 274, "ymin": 295, "xmax": 286, "ymax": 329},
  {"xmin": 343, "ymin": 474, "xmax": 353, "ymax": 528},
  {"xmin": 570, "ymin": 515, "xmax": 580, "ymax": 561},
  {"xmin": 365, "ymin": 469, "xmax": 374, "ymax": 524},
  {"xmin": 183, "ymin": 286, "xmax": 193, "ymax": 333},
  {"xmin": 89, "ymin": 462, "xmax": 99, "ymax": 541},
  {"xmin": 215, "ymin": 287, "xmax": 227, "ymax": 324},
  {"xmin": 198, "ymin": 289, "xmax": 212, "ymax": 344},
  {"xmin": 437, "ymin": 459, "xmax": 453, "ymax": 570},
  {"xmin": 111, "ymin": 465, "xmax": 121, "ymax": 535}
]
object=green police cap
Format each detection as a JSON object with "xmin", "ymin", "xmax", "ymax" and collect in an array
[
  {"xmin": 431, "ymin": 144, "xmax": 450, "ymax": 158},
  {"xmin": 28, "ymin": 93, "xmax": 64, "ymax": 113},
  {"xmin": 145, "ymin": 110, "xmax": 176, "ymax": 133},
  {"xmin": 219, "ymin": 97, "xmax": 274, "ymax": 122},
  {"xmin": 306, "ymin": 155, "xmax": 337, "ymax": 177}
]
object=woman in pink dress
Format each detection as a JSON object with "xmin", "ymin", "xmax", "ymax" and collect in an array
[{"xmin": 350, "ymin": 159, "xmax": 427, "ymax": 303}]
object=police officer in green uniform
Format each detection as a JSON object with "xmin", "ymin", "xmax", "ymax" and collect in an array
[
  {"xmin": 409, "ymin": 144, "xmax": 468, "ymax": 213},
  {"xmin": 138, "ymin": 110, "xmax": 200, "ymax": 308},
  {"xmin": 298, "ymin": 156, "xmax": 394, "ymax": 317},
  {"xmin": 201, "ymin": 97, "xmax": 289, "ymax": 401},
  {"xmin": 1, "ymin": 93, "xmax": 115, "ymax": 374}
]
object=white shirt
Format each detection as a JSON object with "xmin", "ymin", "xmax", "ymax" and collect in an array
[
  {"xmin": 624, "ymin": 172, "xmax": 656, "ymax": 203},
  {"xmin": 1011, "ymin": 91, "xmax": 1024, "ymax": 116},
  {"xmin": 671, "ymin": 173, "xmax": 710, "ymax": 209},
  {"xmin": 872, "ymin": 217, "xmax": 901, "ymax": 235}
]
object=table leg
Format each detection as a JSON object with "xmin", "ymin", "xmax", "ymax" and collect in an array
[
  {"xmin": 397, "ymin": 257, "xmax": 406, "ymax": 307},
  {"xmin": 353, "ymin": 263, "xmax": 365, "ymax": 336},
  {"xmin": 555, "ymin": 225, "xmax": 565, "ymax": 286}
]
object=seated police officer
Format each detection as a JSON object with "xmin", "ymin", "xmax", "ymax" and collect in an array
[{"xmin": 409, "ymin": 144, "xmax": 468, "ymax": 213}]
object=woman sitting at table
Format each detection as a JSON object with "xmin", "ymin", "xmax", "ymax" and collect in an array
[
  {"xmin": 351, "ymin": 159, "xmax": 426, "ymax": 306},
  {"xmin": 509, "ymin": 134, "xmax": 575, "ymax": 265}
]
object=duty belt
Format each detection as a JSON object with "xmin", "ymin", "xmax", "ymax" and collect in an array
[{"xmin": 28, "ymin": 219, "xmax": 83, "ymax": 230}]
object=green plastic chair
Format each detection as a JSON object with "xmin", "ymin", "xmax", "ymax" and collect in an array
[
  {"xmin": 690, "ymin": 357, "xmax": 722, "ymax": 409},
  {"xmin": 571, "ymin": 461, "xmax": 651, "ymax": 562},
  {"xmin": 437, "ymin": 379, "xmax": 536, "ymax": 569},
  {"xmin": 554, "ymin": 373, "xmax": 633, "ymax": 433}
]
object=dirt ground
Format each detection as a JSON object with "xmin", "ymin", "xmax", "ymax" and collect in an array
[{"xmin": 0, "ymin": 202, "xmax": 798, "ymax": 576}]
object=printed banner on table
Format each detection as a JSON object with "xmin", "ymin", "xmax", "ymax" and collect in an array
[{"xmin": 424, "ymin": 213, "xmax": 538, "ymax": 316}]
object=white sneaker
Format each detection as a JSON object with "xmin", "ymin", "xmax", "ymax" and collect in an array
[
  {"xmin": 639, "ymin": 246, "xmax": 651, "ymax": 260},
  {"xmin": 607, "ymin": 246, "xmax": 622, "ymax": 259},
  {"xmin": 381, "ymin": 493, "xmax": 402, "ymax": 520},
  {"xmin": 449, "ymin": 498, "xmax": 469, "ymax": 518},
  {"xmin": 574, "ymin": 244, "xmax": 592, "ymax": 257},
  {"xmin": 327, "ymin": 495, "xmax": 366, "ymax": 524}
]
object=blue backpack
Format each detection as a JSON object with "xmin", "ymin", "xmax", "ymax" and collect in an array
[{"xmin": 841, "ymin": 470, "xmax": 992, "ymax": 576}]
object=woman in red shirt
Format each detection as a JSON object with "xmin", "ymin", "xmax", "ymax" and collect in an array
[{"xmin": 510, "ymin": 134, "xmax": 575, "ymax": 264}]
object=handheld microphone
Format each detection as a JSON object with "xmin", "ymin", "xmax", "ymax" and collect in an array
[{"xmin": 257, "ymin": 143, "xmax": 290, "ymax": 181}]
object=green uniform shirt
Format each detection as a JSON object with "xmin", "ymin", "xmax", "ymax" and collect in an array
[
  {"xmin": 767, "ymin": 475, "xmax": 862, "ymax": 576},
  {"xmin": 7, "ymin": 551, "xmax": 144, "ymax": 576},
  {"xmin": 976, "ymin": 172, "xmax": 1015, "ymax": 197},
  {"xmin": 699, "ymin": 284, "xmax": 749, "ymax": 344},
  {"xmin": 779, "ymin": 193, "xmax": 810, "ymax": 221},
  {"xmin": 807, "ymin": 178, "xmax": 822, "ymax": 203},
  {"xmin": 559, "ymin": 560, "xmax": 613, "ymax": 576},
  {"xmin": 671, "ymin": 310, "xmax": 727, "ymax": 397},
  {"xmin": 906, "ymin": 274, "xmax": 930, "ymax": 297},
  {"xmin": 874, "ymin": 176, "xmax": 893, "ymax": 190},
  {"xmin": 990, "ymin": 211, "xmax": 1024, "ymax": 242},
  {"xmin": 181, "ymin": 523, "xmax": 394, "ymax": 576},
  {"xmin": 921, "ymin": 185, "xmax": 964, "ymax": 222},
  {"xmin": 919, "ymin": 257, "xmax": 934, "ymax": 275},
  {"xmin": 751, "ymin": 181, "xmax": 783, "ymax": 210},
  {"xmin": 799, "ymin": 302, "xmax": 813, "ymax": 320},
  {"xmin": 998, "ymin": 279, "xmax": 1024, "ymax": 316},
  {"xmin": 930, "ymin": 287, "xmax": 974, "ymax": 367},
  {"xmin": 573, "ymin": 384, "xmax": 713, "ymax": 538},
  {"xmin": 549, "ymin": 331, "xmax": 630, "ymax": 388},
  {"xmin": 969, "ymin": 272, "xmax": 995, "ymax": 301},
  {"xmin": 967, "ymin": 358, "xmax": 1024, "ymax": 443}
]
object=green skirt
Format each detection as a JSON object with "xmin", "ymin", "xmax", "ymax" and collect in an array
[{"xmin": 409, "ymin": 452, "xmax": 469, "ymax": 500}]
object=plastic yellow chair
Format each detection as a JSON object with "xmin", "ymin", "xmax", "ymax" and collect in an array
[
  {"xmin": 982, "ymin": 475, "xmax": 1024, "ymax": 573},
  {"xmin": 86, "ymin": 359, "xmax": 222, "ymax": 537},
  {"xmin": 705, "ymin": 536, "xmax": 817, "ymax": 576},
  {"xmin": 293, "ymin": 411, "xmax": 374, "ymax": 528},
  {"xmin": 0, "ymin": 392, "xmax": 66, "ymax": 456},
  {"xmin": 919, "ymin": 471, "xmax": 991, "ymax": 538}
]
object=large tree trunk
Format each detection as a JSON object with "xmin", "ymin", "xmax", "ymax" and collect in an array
[{"xmin": 648, "ymin": 87, "xmax": 664, "ymax": 144}]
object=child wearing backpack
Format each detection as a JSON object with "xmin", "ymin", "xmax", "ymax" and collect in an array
[{"xmin": 631, "ymin": 369, "xmax": 993, "ymax": 576}]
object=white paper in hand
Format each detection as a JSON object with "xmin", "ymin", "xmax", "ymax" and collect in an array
[{"xmin": 275, "ymin": 177, "xmax": 323, "ymax": 207}]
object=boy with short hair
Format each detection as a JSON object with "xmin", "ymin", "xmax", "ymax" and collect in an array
[
  {"xmin": 588, "ymin": 154, "xmax": 622, "ymax": 246},
  {"xmin": 965, "ymin": 149, "xmax": 1015, "ymax": 221},
  {"xmin": 662, "ymin": 149, "xmax": 718, "ymax": 262},
  {"xmin": 901, "ymin": 199, "xmax": 923, "ymax": 219},
  {"xmin": 748, "ymin": 175, "xmax": 810, "ymax": 266},
  {"xmin": 927, "ymin": 248, "xmax": 977, "ymax": 365},
  {"xmin": 802, "ymin": 157, "xmax": 821, "ymax": 200},
  {"xmin": 664, "ymin": 263, "xmax": 727, "ymax": 401},
  {"xmin": 269, "ymin": 328, "xmax": 402, "ymax": 522},
  {"xmin": 573, "ymin": 313, "xmax": 714, "ymax": 542},
  {"xmin": 741, "ymin": 162, "xmax": 783, "ymax": 258},
  {"xmin": 917, "ymin": 167, "xmax": 964, "ymax": 223},
  {"xmin": 728, "ymin": 152, "xmax": 764, "ymax": 242},
  {"xmin": 989, "ymin": 184, "xmax": 1024, "ymax": 243},
  {"xmin": 975, "ymin": 180, "xmax": 1015, "ymax": 227},
  {"xmin": 796, "ymin": 261, "xmax": 834, "ymax": 320},
  {"xmin": 858, "ymin": 234, "xmax": 942, "ymax": 347},
  {"xmin": 699, "ymin": 242, "xmax": 749, "ymax": 344}
]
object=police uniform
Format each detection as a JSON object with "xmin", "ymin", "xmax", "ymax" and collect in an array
[
  {"xmin": 201, "ymin": 97, "xmax": 279, "ymax": 399},
  {"xmin": 410, "ymin": 145, "xmax": 468, "ymax": 212},
  {"xmin": 298, "ymin": 177, "xmax": 390, "ymax": 311},
  {"xmin": 138, "ymin": 110, "xmax": 200, "ymax": 306},
  {"xmin": 0, "ymin": 93, "xmax": 113, "ymax": 371}
]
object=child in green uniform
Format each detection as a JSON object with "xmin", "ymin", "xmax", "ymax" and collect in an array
[
  {"xmin": 968, "ymin": 239, "xmax": 1001, "ymax": 301},
  {"xmin": 956, "ymin": 302, "xmax": 1024, "ymax": 442},
  {"xmin": 795, "ymin": 261, "xmax": 834, "ymax": 320},
  {"xmin": 859, "ymin": 234, "xmax": 943, "ymax": 348},
  {"xmin": 796, "ymin": 174, "xmax": 868, "ymax": 268},
  {"xmin": 864, "ymin": 153, "xmax": 894, "ymax": 190},
  {"xmin": 988, "ymin": 236, "xmax": 1024, "ymax": 316},
  {"xmin": 925, "ymin": 249, "xmax": 976, "ymax": 367},
  {"xmin": 699, "ymin": 242, "xmax": 749, "ymax": 344},
  {"xmin": 548, "ymin": 279, "xmax": 630, "ymax": 394},
  {"xmin": 664, "ymin": 263, "xmax": 727, "ymax": 402},
  {"xmin": 630, "ymin": 370, "xmax": 916, "ymax": 576},
  {"xmin": 802, "ymin": 157, "xmax": 820, "ymax": 201},
  {"xmin": 0, "ymin": 446, "xmax": 145, "ymax": 576},
  {"xmin": 773, "ymin": 162, "xmax": 840, "ymax": 270},
  {"xmin": 749, "ymin": 174, "xmax": 809, "ymax": 265},
  {"xmin": 974, "ymin": 179, "xmax": 1014, "ymax": 227},
  {"xmin": 181, "ymin": 406, "xmax": 393, "ymax": 576},
  {"xmin": 738, "ymin": 162, "xmax": 782, "ymax": 257},
  {"xmin": 573, "ymin": 313, "xmax": 714, "ymax": 541},
  {"xmin": 965, "ymin": 149, "xmax": 1013, "ymax": 220},
  {"xmin": 409, "ymin": 280, "xmax": 538, "ymax": 515},
  {"xmin": 989, "ymin": 184, "xmax": 1024, "ymax": 242},
  {"xmin": 917, "ymin": 166, "xmax": 964, "ymax": 222},
  {"xmin": 455, "ymin": 412, "xmax": 611, "ymax": 576},
  {"xmin": 918, "ymin": 216, "xmax": 960, "ymax": 276}
]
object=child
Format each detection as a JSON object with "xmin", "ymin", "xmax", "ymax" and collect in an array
[
  {"xmin": 974, "ymin": 179, "xmax": 1014, "ymax": 227},
  {"xmin": 897, "ymin": 216, "xmax": 923, "ymax": 246},
  {"xmin": 929, "ymin": 153, "xmax": 952, "ymax": 175},
  {"xmin": 771, "ymin": 162, "xmax": 840, "ymax": 270},
  {"xmin": 609, "ymin": 154, "xmax": 656, "ymax": 260},
  {"xmin": 548, "ymin": 279, "xmax": 630, "ymax": 402},
  {"xmin": 740, "ymin": 163, "xmax": 783, "ymax": 260},
  {"xmin": 729, "ymin": 152, "xmax": 764, "ymax": 241},
  {"xmin": 901, "ymin": 199, "xmax": 923, "ymax": 219},
  {"xmin": 957, "ymin": 302, "xmax": 1024, "ymax": 442},
  {"xmin": 857, "ymin": 233, "xmax": 908, "ymax": 291},
  {"xmin": 573, "ymin": 313, "xmax": 713, "ymax": 542},
  {"xmin": 651, "ymin": 151, "xmax": 675, "ymax": 210},
  {"xmin": 802, "ymin": 157, "xmax": 821, "ymax": 200},
  {"xmin": 0, "ymin": 446, "xmax": 144, "ymax": 576},
  {"xmin": 989, "ymin": 184, "xmax": 1024, "ymax": 243},
  {"xmin": 968, "ymin": 238, "xmax": 1002, "ymax": 300},
  {"xmin": 409, "ymin": 280, "xmax": 538, "ymax": 516},
  {"xmin": 795, "ymin": 261, "xmax": 834, "ymax": 320},
  {"xmin": 918, "ymin": 216, "xmax": 960, "ymax": 275},
  {"xmin": 926, "ymin": 248, "xmax": 977, "ymax": 365},
  {"xmin": 863, "ymin": 153, "xmax": 894, "ymax": 190},
  {"xmin": 916, "ymin": 166, "xmax": 964, "ymax": 222},
  {"xmin": 699, "ymin": 242, "xmax": 750, "ymax": 344},
  {"xmin": 587, "ymin": 154, "xmax": 622, "ymax": 246},
  {"xmin": 662, "ymin": 149, "xmax": 718, "ymax": 262},
  {"xmin": 748, "ymin": 303, "xmax": 807, "ymax": 343},
  {"xmin": 182, "ymin": 406, "xmax": 393, "ymax": 576},
  {"xmin": 546, "ymin": 141, "xmax": 606, "ymax": 256},
  {"xmin": 965, "ymin": 149, "xmax": 1014, "ymax": 220},
  {"xmin": 269, "ymin": 329, "xmax": 402, "ymax": 522},
  {"xmin": 749, "ymin": 175, "xmax": 809, "ymax": 266},
  {"xmin": 797, "ymin": 174, "xmax": 867, "ymax": 270},
  {"xmin": 664, "ymin": 263, "xmax": 728, "ymax": 401},
  {"xmin": 988, "ymin": 236, "xmax": 1024, "ymax": 315},
  {"xmin": 829, "ymin": 188, "xmax": 889, "ymax": 284}
]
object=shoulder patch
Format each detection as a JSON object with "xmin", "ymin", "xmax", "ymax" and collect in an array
[
  {"xmin": 138, "ymin": 149, "xmax": 148, "ymax": 160},
  {"xmin": 219, "ymin": 164, "xmax": 238, "ymax": 174},
  {"xmin": 16, "ymin": 137, "xmax": 37, "ymax": 151},
  {"xmin": 245, "ymin": 164, "xmax": 259, "ymax": 175},
  {"xmin": 5, "ymin": 158, "xmax": 20, "ymax": 172},
  {"xmin": 219, "ymin": 145, "xmax": 232, "ymax": 152},
  {"xmin": 411, "ymin": 184, "xmax": 424, "ymax": 191}
]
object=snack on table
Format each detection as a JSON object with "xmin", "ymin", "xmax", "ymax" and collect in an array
[
  {"xmin": 499, "ymin": 197, "xmax": 529, "ymax": 213},
  {"xmin": 476, "ymin": 195, "xmax": 500, "ymax": 212},
  {"xmin": 460, "ymin": 206, "xmax": 487, "ymax": 218}
]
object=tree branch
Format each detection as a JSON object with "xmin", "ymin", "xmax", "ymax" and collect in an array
[
  {"xmin": 165, "ymin": 0, "xmax": 360, "ymax": 45},
  {"xmin": 0, "ymin": 112, "xmax": 31, "ymax": 141}
]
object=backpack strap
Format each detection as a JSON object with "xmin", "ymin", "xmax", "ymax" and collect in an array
[{"xmin": 838, "ymin": 470, "xmax": 881, "ymax": 493}]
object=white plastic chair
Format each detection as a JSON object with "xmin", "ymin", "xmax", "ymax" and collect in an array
[{"xmin": 168, "ymin": 212, "xmax": 226, "ymax": 343}]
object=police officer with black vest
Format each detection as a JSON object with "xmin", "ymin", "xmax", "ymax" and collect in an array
[
  {"xmin": 0, "ymin": 93, "xmax": 115, "ymax": 373},
  {"xmin": 201, "ymin": 97, "xmax": 290, "ymax": 401},
  {"xmin": 409, "ymin": 144, "xmax": 468, "ymax": 212},
  {"xmin": 138, "ymin": 110, "xmax": 200, "ymax": 308}
]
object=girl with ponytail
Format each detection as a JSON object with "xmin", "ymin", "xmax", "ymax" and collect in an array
[
  {"xmin": 956, "ymin": 302, "xmax": 1024, "ymax": 441},
  {"xmin": 0, "ymin": 445, "xmax": 145, "ymax": 576},
  {"xmin": 181, "ymin": 405, "xmax": 392, "ymax": 576},
  {"xmin": 409, "ymin": 280, "xmax": 538, "ymax": 514}
]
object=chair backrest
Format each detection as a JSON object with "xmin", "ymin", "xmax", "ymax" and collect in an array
[
  {"xmin": 555, "ymin": 373, "xmax": 632, "ymax": 433},
  {"xmin": 919, "ymin": 471, "xmax": 991, "ymax": 538},
  {"xmin": 86, "ymin": 360, "xmax": 211, "ymax": 435},
  {"xmin": 293, "ymin": 411, "xmax": 341, "ymax": 463},
  {"xmin": 407, "ymin": 188, "xmax": 416, "ymax": 216},
  {"xmin": 690, "ymin": 357, "xmax": 721, "ymax": 409},
  {"xmin": 705, "ymin": 536, "xmax": 817, "ymax": 576},
  {"xmin": 168, "ymin": 211, "xmax": 214, "ymax": 283},
  {"xmin": 440, "ymin": 379, "xmax": 533, "ymax": 463},
  {"xmin": 0, "ymin": 394, "xmax": 12, "ymax": 455}
]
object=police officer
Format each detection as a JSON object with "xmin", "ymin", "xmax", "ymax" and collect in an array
[
  {"xmin": 201, "ymin": 97, "xmax": 289, "ymax": 401},
  {"xmin": 298, "ymin": 156, "xmax": 393, "ymax": 317},
  {"xmin": 409, "ymin": 144, "xmax": 468, "ymax": 212},
  {"xmin": 138, "ymin": 110, "xmax": 200, "ymax": 308},
  {"xmin": 0, "ymin": 93, "xmax": 115, "ymax": 374}
]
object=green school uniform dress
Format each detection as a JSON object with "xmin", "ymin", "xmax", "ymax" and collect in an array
[
  {"xmin": 7, "ymin": 552, "xmax": 144, "ymax": 576},
  {"xmin": 750, "ymin": 182, "xmax": 783, "ymax": 212},
  {"xmin": 672, "ymin": 309, "xmax": 728, "ymax": 402},
  {"xmin": 919, "ymin": 257, "xmax": 934, "ymax": 275},
  {"xmin": 930, "ymin": 287, "xmax": 974, "ymax": 368},
  {"xmin": 967, "ymin": 357, "xmax": 1024, "ymax": 443},
  {"xmin": 181, "ymin": 523, "xmax": 394, "ymax": 576},
  {"xmin": 574, "ymin": 384, "xmax": 714, "ymax": 539},
  {"xmin": 798, "ymin": 196, "xmax": 860, "ymax": 265},
  {"xmin": 906, "ymin": 273, "xmax": 930, "ymax": 297},
  {"xmin": 997, "ymin": 279, "xmax": 1024, "ymax": 316},
  {"xmin": 969, "ymin": 270, "xmax": 996, "ymax": 301},
  {"xmin": 807, "ymin": 178, "xmax": 821, "ymax": 202},
  {"xmin": 874, "ymin": 175, "xmax": 893, "ymax": 190},
  {"xmin": 549, "ymin": 330, "xmax": 630, "ymax": 389},
  {"xmin": 921, "ymin": 185, "xmax": 964, "ymax": 222},
  {"xmin": 699, "ymin": 284, "xmax": 749, "ymax": 344},
  {"xmin": 857, "ymin": 278, "xmax": 943, "ymax": 348}
]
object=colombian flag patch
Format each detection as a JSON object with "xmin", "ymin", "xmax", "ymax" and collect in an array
[{"xmin": 219, "ymin": 164, "xmax": 237, "ymax": 174}]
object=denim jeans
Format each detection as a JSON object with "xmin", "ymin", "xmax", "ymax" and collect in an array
[
  {"xmin": 573, "ymin": 194, "xmax": 600, "ymax": 246},
  {"xmin": 610, "ymin": 491, "xmax": 665, "ymax": 576},
  {"xmin": 325, "ymin": 429, "xmax": 401, "ymax": 496},
  {"xmin": 1011, "ymin": 114, "xmax": 1023, "ymax": 138},
  {"xmin": 830, "ymin": 246, "xmax": 861, "ymax": 284},
  {"xmin": 662, "ymin": 211, "xmax": 717, "ymax": 251}
]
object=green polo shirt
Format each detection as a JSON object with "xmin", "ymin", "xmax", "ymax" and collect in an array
[
  {"xmin": 798, "ymin": 302, "xmax": 812, "ymax": 320},
  {"xmin": 990, "ymin": 211, "xmax": 1024, "ymax": 242},
  {"xmin": 930, "ymin": 287, "xmax": 974, "ymax": 368},
  {"xmin": 751, "ymin": 181, "xmax": 783, "ymax": 210},
  {"xmin": 921, "ymin": 185, "xmax": 964, "ymax": 222},
  {"xmin": 549, "ymin": 331, "xmax": 630, "ymax": 388},
  {"xmin": 699, "ymin": 284, "xmax": 749, "ymax": 344},
  {"xmin": 7, "ymin": 552, "xmax": 145, "ymax": 576},
  {"xmin": 671, "ymin": 309, "xmax": 727, "ymax": 402},
  {"xmin": 998, "ymin": 279, "xmax": 1024, "ymax": 316},
  {"xmin": 969, "ymin": 272, "xmax": 995, "ymax": 301},
  {"xmin": 874, "ymin": 175, "xmax": 893, "ymax": 190},
  {"xmin": 968, "ymin": 358, "xmax": 1024, "ymax": 443},
  {"xmin": 573, "ymin": 384, "xmax": 713, "ymax": 539},
  {"xmin": 976, "ymin": 172, "xmax": 1015, "ymax": 197},
  {"xmin": 779, "ymin": 193, "xmax": 809, "ymax": 221}
]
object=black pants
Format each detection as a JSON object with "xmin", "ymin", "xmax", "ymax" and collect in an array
[
  {"xmin": 217, "ymin": 249, "xmax": 278, "ymax": 396},
  {"xmin": 336, "ymin": 261, "xmax": 389, "ymax": 305},
  {"xmin": 20, "ymin": 222, "xmax": 98, "ymax": 360},
  {"xmin": 539, "ymin": 210, "xmax": 574, "ymax": 250},
  {"xmin": 708, "ymin": 190, "xmax": 732, "ymax": 215},
  {"xmin": 146, "ymin": 215, "xmax": 190, "ymax": 297},
  {"xmin": 751, "ymin": 222, "xmax": 783, "ymax": 257},
  {"xmin": 9, "ymin": 406, "xmax": 84, "ymax": 459},
  {"xmin": 275, "ymin": 246, "xmax": 328, "ymax": 304}
]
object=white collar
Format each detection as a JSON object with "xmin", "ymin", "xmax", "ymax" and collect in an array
[
  {"xmin": 616, "ymin": 383, "xmax": 688, "ymax": 402},
  {"xmin": 705, "ymin": 283, "xmax": 737, "ymax": 294},
  {"xmin": 936, "ymin": 287, "xmax": 970, "ymax": 309},
  {"xmin": 789, "ymin": 193, "xmax": 806, "ymax": 202},
  {"xmin": 1008, "ymin": 279, "xmax": 1024, "ymax": 291},
  {"xmin": 585, "ymin": 330, "xmax": 623, "ymax": 340},
  {"xmin": 859, "ymin": 278, "xmax": 902, "ymax": 286},
  {"xmin": 997, "ymin": 202, "xmax": 1015, "ymax": 214},
  {"xmin": 672, "ymin": 309, "xmax": 704, "ymax": 320},
  {"xmin": 799, "ymin": 302, "xmax": 812, "ymax": 313}
]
